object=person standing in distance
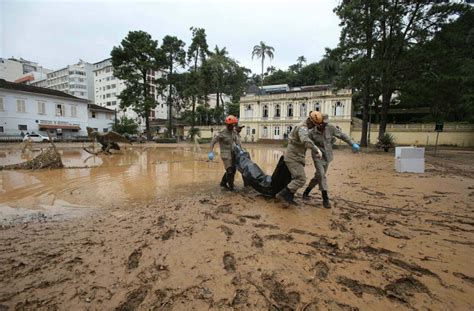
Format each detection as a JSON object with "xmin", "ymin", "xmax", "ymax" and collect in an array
[
  {"xmin": 303, "ymin": 112, "xmax": 360, "ymax": 208},
  {"xmin": 209, "ymin": 115, "xmax": 239, "ymax": 191},
  {"xmin": 277, "ymin": 111, "xmax": 323, "ymax": 205}
]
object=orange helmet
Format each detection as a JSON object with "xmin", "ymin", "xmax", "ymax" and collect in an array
[
  {"xmin": 225, "ymin": 115, "xmax": 238, "ymax": 125},
  {"xmin": 309, "ymin": 111, "xmax": 324, "ymax": 125}
]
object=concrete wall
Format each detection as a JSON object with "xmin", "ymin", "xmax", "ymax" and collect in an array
[{"xmin": 352, "ymin": 123, "xmax": 474, "ymax": 147}]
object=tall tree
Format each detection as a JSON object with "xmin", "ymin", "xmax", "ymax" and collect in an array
[
  {"xmin": 159, "ymin": 35, "xmax": 186, "ymax": 136},
  {"xmin": 296, "ymin": 55, "xmax": 307, "ymax": 70},
  {"xmin": 251, "ymin": 41, "xmax": 275, "ymax": 86},
  {"xmin": 333, "ymin": 0, "xmax": 378, "ymax": 146},
  {"xmin": 334, "ymin": 0, "xmax": 467, "ymax": 142},
  {"xmin": 111, "ymin": 30, "xmax": 161, "ymax": 141},
  {"xmin": 187, "ymin": 27, "xmax": 210, "ymax": 132},
  {"xmin": 202, "ymin": 46, "xmax": 247, "ymax": 120}
]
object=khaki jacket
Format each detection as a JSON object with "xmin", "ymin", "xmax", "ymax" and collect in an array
[
  {"xmin": 211, "ymin": 128, "xmax": 237, "ymax": 160},
  {"xmin": 285, "ymin": 121, "xmax": 321, "ymax": 165},
  {"xmin": 309, "ymin": 124, "xmax": 355, "ymax": 163}
]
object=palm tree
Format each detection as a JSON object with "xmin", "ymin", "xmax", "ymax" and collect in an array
[
  {"xmin": 296, "ymin": 55, "xmax": 306, "ymax": 69},
  {"xmin": 252, "ymin": 41, "xmax": 275, "ymax": 85}
]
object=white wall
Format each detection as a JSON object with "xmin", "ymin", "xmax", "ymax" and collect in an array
[{"xmin": 87, "ymin": 111, "xmax": 114, "ymax": 132}]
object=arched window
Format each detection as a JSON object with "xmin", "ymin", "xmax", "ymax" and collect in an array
[
  {"xmin": 334, "ymin": 101, "xmax": 343, "ymax": 116},
  {"xmin": 262, "ymin": 105, "xmax": 268, "ymax": 118},
  {"xmin": 274, "ymin": 126, "xmax": 280, "ymax": 136},
  {"xmin": 314, "ymin": 102, "xmax": 320, "ymax": 112},
  {"xmin": 275, "ymin": 104, "xmax": 281, "ymax": 118},
  {"xmin": 263, "ymin": 126, "xmax": 268, "ymax": 137},
  {"xmin": 245, "ymin": 104, "xmax": 253, "ymax": 118},
  {"xmin": 300, "ymin": 103, "xmax": 307, "ymax": 117},
  {"xmin": 286, "ymin": 125, "xmax": 293, "ymax": 134},
  {"xmin": 287, "ymin": 103, "xmax": 293, "ymax": 117}
]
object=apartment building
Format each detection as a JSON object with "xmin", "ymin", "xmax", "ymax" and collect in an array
[
  {"xmin": 93, "ymin": 58, "xmax": 168, "ymax": 131},
  {"xmin": 239, "ymin": 84, "xmax": 353, "ymax": 141},
  {"xmin": 0, "ymin": 57, "xmax": 51, "ymax": 84},
  {"xmin": 31, "ymin": 60, "xmax": 95, "ymax": 102}
]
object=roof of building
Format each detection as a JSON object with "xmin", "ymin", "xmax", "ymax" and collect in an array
[
  {"xmin": 88, "ymin": 103, "xmax": 114, "ymax": 112},
  {"xmin": 245, "ymin": 84, "xmax": 335, "ymax": 96},
  {"xmin": 0, "ymin": 79, "xmax": 89, "ymax": 102}
]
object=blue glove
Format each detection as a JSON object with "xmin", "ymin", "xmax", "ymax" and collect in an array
[
  {"xmin": 208, "ymin": 151, "xmax": 215, "ymax": 160},
  {"xmin": 352, "ymin": 143, "xmax": 360, "ymax": 152}
]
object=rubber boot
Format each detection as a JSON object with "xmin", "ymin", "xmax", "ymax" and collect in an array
[
  {"xmin": 226, "ymin": 169, "xmax": 235, "ymax": 191},
  {"xmin": 277, "ymin": 187, "xmax": 297, "ymax": 205},
  {"xmin": 322, "ymin": 191, "xmax": 331, "ymax": 209},
  {"xmin": 220, "ymin": 173, "xmax": 229, "ymax": 189},
  {"xmin": 302, "ymin": 186, "xmax": 313, "ymax": 200}
]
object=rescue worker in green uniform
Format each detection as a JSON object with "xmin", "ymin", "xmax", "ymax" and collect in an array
[
  {"xmin": 209, "ymin": 115, "xmax": 239, "ymax": 191},
  {"xmin": 277, "ymin": 111, "xmax": 323, "ymax": 204},
  {"xmin": 303, "ymin": 112, "xmax": 360, "ymax": 208}
]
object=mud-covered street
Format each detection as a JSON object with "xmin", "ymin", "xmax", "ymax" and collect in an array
[{"xmin": 0, "ymin": 144, "xmax": 473, "ymax": 310}]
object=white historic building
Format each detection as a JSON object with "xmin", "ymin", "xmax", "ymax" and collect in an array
[
  {"xmin": 0, "ymin": 79, "xmax": 113, "ymax": 138},
  {"xmin": 31, "ymin": 60, "xmax": 95, "ymax": 102},
  {"xmin": 239, "ymin": 84, "xmax": 353, "ymax": 141},
  {"xmin": 93, "ymin": 58, "xmax": 168, "ymax": 131}
]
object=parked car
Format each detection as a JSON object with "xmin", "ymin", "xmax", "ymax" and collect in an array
[{"xmin": 23, "ymin": 133, "xmax": 51, "ymax": 143}]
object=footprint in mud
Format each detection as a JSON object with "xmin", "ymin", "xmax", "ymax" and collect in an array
[
  {"xmin": 265, "ymin": 234, "xmax": 294, "ymax": 242},
  {"xmin": 116, "ymin": 285, "xmax": 150, "ymax": 311},
  {"xmin": 231, "ymin": 289, "xmax": 248, "ymax": 306},
  {"xmin": 313, "ymin": 261, "xmax": 329, "ymax": 281},
  {"xmin": 223, "ymin": 251, "xmax": 236, "ymax": 272},
  {"xmin": 219, "ymin": 225, "xmax": 234, "ymax": 241},
  {"xmin": 336, "ymin": 276, "xmax": 384, "ymax": 298},
  {"xmin": 385, "ymin": 276, "xmax": 431, "ymax": 303},
  {"xmin": 161, "ymin": 229, "xmax": 175, "ymax": 241},
  {"xmin": 261, "ymin": 273, "xmax": 300, "ymax": 309},
  {"xmin": 251, "ymin": 234, "xmax": 264, "ymax": 248},
  {"xmin": 127, "ymin": 249, "xmax": 142, "ymax": 270}
]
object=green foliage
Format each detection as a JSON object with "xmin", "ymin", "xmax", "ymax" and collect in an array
[
  {"xmin": 399, "ymin": 9, "xmax": 474, "ymax": 123},
  {"xmin": 111, "ymin": 116, "xmax": 139, "ymax": 135},
  {"xmin": 263, "ymin": 60, "xmax": 333, "ymax": 87},
  {"xmin": 376, "ymin": 132, "xmax": 395, "ymax": 150},
  {"xmin": 111, "ymin": 30, "xmax": 161, "ymax": 140},
  {"xmin": 333, "ymin": 0, "xmax": 469, "ymax": 141},
  {"xmin": 202, "ymin": 46, "xmax": 247, "ymax": 108}
]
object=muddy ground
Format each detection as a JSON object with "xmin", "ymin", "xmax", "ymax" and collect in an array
[{"xmin": 0, "ymin": 143, "xmax": 473, "ymax": 310}]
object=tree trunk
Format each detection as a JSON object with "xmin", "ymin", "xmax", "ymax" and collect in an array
[
  {"xmin": 143, "ymin": 71, "xmax": 152, "ymax": 141},
  {"xmin": 261, "ymin": 56, "xmax": 264, "ymax": 86},
  {"xmin": 378, "ymin": 89, "xmax": 392, "ymax": 139},
  {"xmin": 191, "ymin": 55, "xmax": 198, "ymax": 134},
  {"xmin": 361, "ymin": 95, "xmax": 369, "ymax": 147},
  {"xmin": 167, "ymin": 63, "xmax": 173, "ymax": 137}
]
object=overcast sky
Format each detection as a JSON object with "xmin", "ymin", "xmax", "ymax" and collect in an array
[{"xmin": 1, "ymin": 0, "xmax": 342, "ymax": 74}]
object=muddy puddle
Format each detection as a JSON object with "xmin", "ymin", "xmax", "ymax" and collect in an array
[{"xmin": 0, "ymin": 145, "xmax": 283, "ymax": 224}]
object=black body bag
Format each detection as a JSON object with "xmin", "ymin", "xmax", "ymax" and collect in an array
[{"xmin": 233, "ymin": 145, "xmax": 292, "ymax": 197}]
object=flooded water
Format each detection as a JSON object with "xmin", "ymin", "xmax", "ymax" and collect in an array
[{"xmin": 0, "ymin": 145, "xmax": 283, "ymax": 215}]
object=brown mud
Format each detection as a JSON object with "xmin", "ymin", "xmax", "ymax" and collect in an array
[{"xmin": 0, "ymin": 144, "xmax": 473, "ymax": 310}]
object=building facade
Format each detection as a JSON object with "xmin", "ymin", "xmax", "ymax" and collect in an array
[
  {"xmin": 0, "ymin": 57, "xmax": 51, "ymax": 84},
  {"xmin": 0, "ymin": 79, "xmax": 113, "ymax": 138},
  {"xmin": 31, "ymin": 60, "xmax": 95, "ymax": 102},
  {"xmin": 239, "ymin": 84, "xmax": 353, "ymax": 142},
  {"xmin": 93, "ymin": 58, "xmax": 168, "ymax": 132}
]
